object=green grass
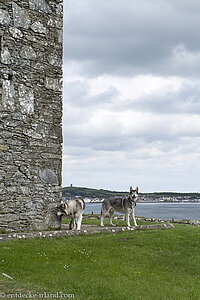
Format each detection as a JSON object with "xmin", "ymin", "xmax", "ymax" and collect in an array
[
  {"xmin": 62, "ymin": 215, "xmax": 162, "ymax": 226},
  {"xmin": 0, "ymin": 225, "xmax": 200, "ymax": 300}
]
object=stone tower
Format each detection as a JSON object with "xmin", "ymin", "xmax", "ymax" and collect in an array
[{"xmin": 0, "ymin": 0, "xmax": 63, "ymax": 232}]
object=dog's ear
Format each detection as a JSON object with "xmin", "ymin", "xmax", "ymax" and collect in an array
[
  {"xmin": 130, "ymin": 186, "xmax": 133, "ymax": 193},
  {"xmin": 60, "ymin": 200, "xmax": 64, "ymax": 204},
  {"xmin": 136, "ymin": 186, "xmax": 139, "ymax": 193}
]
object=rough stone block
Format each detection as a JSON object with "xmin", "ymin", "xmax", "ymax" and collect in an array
[
  {"xmin": 31, "ymin": 21, "xmax": 47, "ymax": 34},
  {"xmin": 29, "ymin": 0, "xmax": 52, "ymax": 14},
  {"xmin": 0, "ymin": 145, "xmax": 9, "ymax": 151},
  {"xmin": 44, "ymin": 77, "xmax": 62, "ymax": 91},
  {"xmin": 48, "ymin": 17, "xmax": 62, "ymax": 29},
  {"xmin": 2, "ymin": 80, "xmax": 15, "ymax": 109},
  {"xmin": 1, "ymin": 47, "xmax": 12, "ymax": 64},
  {"xmin": 39, "ymin": 169, "xmax": 58, "ymax": 185},
  {"xmin": 41, "ymin": 153, "xmax": 61, "ymax": 159},
  {"xmin": 12, "ymin": 2, "xmax": 31, "ymax": 29},
  {"xmin": 18, "ymin": 84, "xmax": 34, "ymax": 115},
  {"xmin": 0, "ymin": 9, "xmax": 11, "ymax": 26},
  {"xmin": 9, "ymin": 27, "xmax": 23, "ymax": 39},
  {"xmin": 20, "ymin": 46, "xmax": 36, "ymax": 60},
  {"xmin": 0, "ymin": 214, "xmax": 19, "ymax": 222}
]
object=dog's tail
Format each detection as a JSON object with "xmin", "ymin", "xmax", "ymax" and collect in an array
[
  {"xmin": 100, "ymin": 200, "xmax": 105, "ymax": 216},
  {"xmin": 82, "ymin": 199, "xmax": 85, "ymax": 211},
  {"xmin": 76, "ymin": 198, "xmax": 85, "ymax": 211}
]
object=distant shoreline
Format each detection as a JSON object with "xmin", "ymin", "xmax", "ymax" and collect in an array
[
  {"xmin": 85, "ymin": 201, "xmax": 200, "ymax": 204},
  {"xmin": 62, "ymin": 186, "xmax": 200, "ymax": 203}
]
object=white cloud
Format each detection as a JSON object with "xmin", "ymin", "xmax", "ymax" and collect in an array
[
  {"xmin": 62, "ymin": 0, "xmax": 200, "ymax": 192},
  {"xmin": 170, "ymin": 44, "xmax": 200, "ymax": 74},
  {"xmin": 64, "ymin": 0, "xmax": 200, "ymax": 77}
]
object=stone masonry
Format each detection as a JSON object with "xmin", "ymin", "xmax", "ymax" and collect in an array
[{"xmin": 0, "ymin": 0, "xmax": 63, "ymax": 232}]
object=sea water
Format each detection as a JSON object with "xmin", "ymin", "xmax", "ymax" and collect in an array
[{"xmin": 84, "ymin": 202, "xmax": 200, "ymax": 221}]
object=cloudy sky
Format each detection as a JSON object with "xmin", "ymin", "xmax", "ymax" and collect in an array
[{"xmin": 62, "ymin": 0, "xmax": 200, "ymax": 192}]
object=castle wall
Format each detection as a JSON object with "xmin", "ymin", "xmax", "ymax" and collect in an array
[{"xmin": 0, "ymin": 0, "xmax": 63, "ymax": 232}]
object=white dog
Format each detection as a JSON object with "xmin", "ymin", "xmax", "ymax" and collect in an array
[{"xmin": 57, "ymin": 199, "xmax": 85, "ymax": 230}]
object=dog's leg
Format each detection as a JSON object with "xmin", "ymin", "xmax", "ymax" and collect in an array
[
  {"xmin": 132, "ymin": 208, "xmax": 137, "ymax": 226},
  {"xmin": 76, "ymin": 213, "xmax": 82, "ymax": 230},
  {"xmin": 100, "ymin": 209, "xmax": 105, "ymax": 227},
  {"xmin": 125, "ymin": 213, "xmax": 131, "ymax": 227},
  {"xmin": 109, "ymin": 209, "xmax": 115, "ymax": 226},
  {"xmin": 74, "ymin": 217, "xmax": 78, "ymax": 230},
  {"xmin": 69, "ymin": 218, "xmax": 73, "ymax": 230},
  {"xmin": 69, "ymin": 216, "xmax": 77, "ymax": 230}
]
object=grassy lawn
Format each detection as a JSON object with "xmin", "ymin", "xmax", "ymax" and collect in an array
[
  {"xmin": 0, "ymin": 224, "xmax": 199, "ymax": 300},
  {"xmin": 62, "ymin": 215, "xmax": 162, "ymax": 226}
]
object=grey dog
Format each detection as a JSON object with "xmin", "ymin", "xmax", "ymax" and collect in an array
[
  {"xmin": 100, "ymin": 186, "xmax": 138, "ymax": 227},
  {"xmin": 57, "ymin": 198, "xmax": 85, "ymax": 230}
]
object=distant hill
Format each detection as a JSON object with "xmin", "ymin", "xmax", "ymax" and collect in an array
[
  {"xmin": 62, "ymin": 186, "xmax": 127, "ymax": 199},
  {"xmin": 62, "ymin": 186, "xmax": 200, "ymax": 201}
]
